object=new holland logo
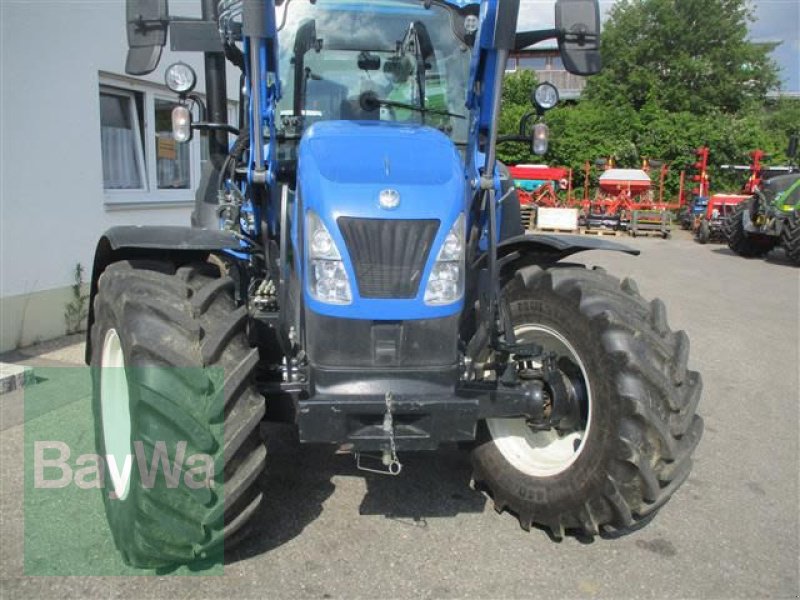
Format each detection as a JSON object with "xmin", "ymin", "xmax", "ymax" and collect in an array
[{"xmin": 379, "ymin": 189, "xmax": 401, "ymax": 210}]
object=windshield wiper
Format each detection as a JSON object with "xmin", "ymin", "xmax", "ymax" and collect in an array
[{"xmin": 359, "ymin": 91, "xmax": 465, "ymax": 120}]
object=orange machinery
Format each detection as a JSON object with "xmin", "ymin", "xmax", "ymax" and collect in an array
[{"xmin": 508, "ymin": 164, "xmax": 572, "ymax": 208}]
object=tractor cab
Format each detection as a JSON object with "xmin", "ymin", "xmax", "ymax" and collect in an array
[
  {"xmin": 274, "ymin": 0, "xmax": 472, "ymax": 144},
  {"xmin": 762, "ymin": 173, "xmax": 800, "ymax": 212}
]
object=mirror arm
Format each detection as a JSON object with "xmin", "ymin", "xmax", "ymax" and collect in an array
[
  {"xmin": 131, "ymin": 16, "xmax": 170, "ymax": 33},
  {"xmin": 519, "ymin": 111, "xmax": 538, "ymax": 136},
  {"xmin": 192, "ymin": 122, "xmax": 241, "ymax": 136},
  {"xmin": 186, "ymin": 93, "xmax": 207, "ymax": 121},
  {"xmin": 514, "ymin": 29, "xmax": 561, "ymax": 51},
  {"xmin": 496, "ymin": 134, "xmax": 527, "ymax": 144}
]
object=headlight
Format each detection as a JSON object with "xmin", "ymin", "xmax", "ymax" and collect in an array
[
  {"xmin": 165, "ymin": 62, "xmax": 197, "ymax": 95},
  {"xmin": 307, "ymin": 211, "xmax": 352, "ymax": 305},
  {"xmin": 425, "ymin": 214, "xmax": 465, "ymax": 306},
  {"xmin": 171, "ymin": 105, "xmax": 192, "ymax": 143},
  {"xmin": 532, "ymin": 122, "xmax": 549, "ymax": 156},
  {"xmin": 532, "ymin": 82, "xmax": 560, "ymax": 112}
]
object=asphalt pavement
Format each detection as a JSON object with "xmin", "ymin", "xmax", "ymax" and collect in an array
[{"xmin": 1, "ymin": 230, "xmax": 798, "ymax": 598}]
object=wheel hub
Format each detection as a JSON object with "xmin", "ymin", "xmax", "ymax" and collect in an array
[
  {"xmin": 100, "ymin": 328, "xmax": 133, "ymax": 500},
  {"xmin": 487, "ymin": 324, "xmax": 591, "ymax": 477}
]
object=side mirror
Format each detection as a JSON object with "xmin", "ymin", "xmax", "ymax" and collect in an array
[
  {"xmin": 294, "ymin": 19, "xmax": 319, "ymax": 57},
  {"xmin": 411, "ymin": 21, "xmax": 435, "ymax": 62},
  {"xmin": 555, "ymin": 0, "xmax": 602, "ymax": 76},
  {"xmin": 125, "ymin": 0, "xmax": 169, "ymax": 76},
  {"xmin": 358, "ymin": 52, "xmax": 381, "ymax": 71}
]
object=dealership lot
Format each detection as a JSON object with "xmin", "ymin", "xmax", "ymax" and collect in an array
[{"xmin": 1, "ymin": 232, "xmax": 797, "ymax": 599}]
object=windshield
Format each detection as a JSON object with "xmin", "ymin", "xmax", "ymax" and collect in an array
[
  {"xmin": 275, "ymin": 0, "xmax": 472, "ymax": 144},
  {"xmin": 762, "ymin": 174, "xmax": 800, "ymax": 204}
]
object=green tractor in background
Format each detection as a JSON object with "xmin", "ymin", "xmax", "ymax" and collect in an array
[
  {"xmin": 724, "ymin": 172, "xmax": 800, "ymax": 265},
  {"xmin": 724, "ymin": 135, "xmax": 800, "ymax": 265}
]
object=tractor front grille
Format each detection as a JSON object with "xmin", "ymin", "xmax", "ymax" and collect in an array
[{"xmin": 337, "ymin": 218, "xmax": 439, "ymax": 299}]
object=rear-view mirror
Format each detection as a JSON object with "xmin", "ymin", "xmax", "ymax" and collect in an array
[
  {"xmin": 555, "ymin": 0, "xmax": 602, "ymax": 76},
  {"xmin": 125, "ymin": 0, "xmax": 169, "ymax": 76},
  {"xmin": 358, "ymin": 52, "xmax": 381, "ymax": 71}
]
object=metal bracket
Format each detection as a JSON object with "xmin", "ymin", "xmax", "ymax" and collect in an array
[{"xmin": 169, "ymin": 19, "xmax": 224, "ymax": 52}]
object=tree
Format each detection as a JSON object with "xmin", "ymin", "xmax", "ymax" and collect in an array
[
  {"xmin": 501, "ymin": 68, "xmax": 538, "ymax": 107},
  {"xmin": 586, "ymin": 0, "xmax": 779, "ymax": 115},
  {"xmin": 762, "ymin": 98, "xmax": 800, "ymax": 164},
  {"xmin": 495, "ymin": 0, "xmax": 793, "ymax": 199},
  {"xmin": 497, "ymin": 70, "xmax": 539, "ymax": 164}
]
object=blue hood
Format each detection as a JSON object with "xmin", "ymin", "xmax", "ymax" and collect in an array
[
  {"xmin": 298, "ymin": 121, "xmax": 466, "ymax": 222},
  {"xmin": 296, "ymin": 121, "xmax": 467, "ymax": 321}
]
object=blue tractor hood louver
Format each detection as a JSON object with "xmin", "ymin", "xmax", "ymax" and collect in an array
[{"xmin": 298, "ymin": 121, "xmax": 466, "ymax": 222}]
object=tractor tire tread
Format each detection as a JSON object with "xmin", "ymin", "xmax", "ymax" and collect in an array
[
  {"xmin": 724, "ymin": 199, "xmax": 778, "ymax": 257},
  {"xmin": 780, "ymin": 210, "xmax": 800, "ymax": 266},
  {"xmin": 471, "ymin": 266, "xmax": 703, "ymax": 540},
  {"xmin": 91, "ymin": 260, "xmax": 265, "ymax": 568}
]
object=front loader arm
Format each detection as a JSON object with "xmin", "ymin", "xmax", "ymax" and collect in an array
[
  {"xmin": 465, "ymin": 0, "xmax": 521, "ymax": 349},
  {"xmin": 240, "ymin": 0, "xmax": 281, "ymax": 189}
]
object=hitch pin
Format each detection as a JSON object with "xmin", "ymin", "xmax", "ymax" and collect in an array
[{"xmin": 354, "ymin": 392, "xmax": 403, "ymax": 476}]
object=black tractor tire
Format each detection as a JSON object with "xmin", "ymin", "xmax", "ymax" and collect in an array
[
  {"xmin": 724, "ymin": 199, "xmax": 777, "ymax": 258},
  {"xmin": 90, "ymin": 260, "xmax": 266, "ymax": 568},
  {"xmin": 780, "ymin": 210, "xmax": 800, "ymax": 266},
  {"xmin": 471, "ymin": 266, "xmax": 703, "ymax": 539},
  {"xmin": 697, "ymin": 220, "xmax": 710, "ymax": 244}
]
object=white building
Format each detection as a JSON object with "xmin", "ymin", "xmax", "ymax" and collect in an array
[{"xmin": 0, "ymin": 0, "xmax": 240, "ymax": 352}]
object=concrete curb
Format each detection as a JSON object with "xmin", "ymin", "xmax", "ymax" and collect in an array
[{"xmin": 0, "ymin": 363, "xmax": 33, "ymax": 395}]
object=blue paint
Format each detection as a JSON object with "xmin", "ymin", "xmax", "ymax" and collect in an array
[
  {"xmin": 231, "ymin": 0, "xmax": 511, "ymax": 322},
  {"xmin": 297, "ymin": 121, "xmax": 467, "ymax": 320}
]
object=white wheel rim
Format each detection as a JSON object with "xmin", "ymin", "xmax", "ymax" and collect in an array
[
  {"xmin": 100, "ymin": 328, "xmax": 132, "ymax": 501},
  {"xmin": 487, "ymin": 324, "xmax": 592, "ymax": 478}
]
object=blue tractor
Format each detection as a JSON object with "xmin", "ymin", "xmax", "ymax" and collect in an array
[{"xmin": 87, "ymin": 0, "xmax": 703, "ymax": 567}]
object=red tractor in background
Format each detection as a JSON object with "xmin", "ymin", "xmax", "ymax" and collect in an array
[{"xmin": 695, "ymin": 195, "xmax": 747, "ymax": 244}]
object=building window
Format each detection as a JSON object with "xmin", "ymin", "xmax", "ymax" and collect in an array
[
  {"xmin": 100, "ymin": 88, "xmax": 146, "ymax": 190},
  {"xmin": 100, "ymin": 75, "xmax": 238, "ymax": 206},
  {"xmin": 100, "ymin": 79, "xmax": 200, "ymax": 205},
  {"xmin": 154, "ymin": 98, "xmax": 191, "ymax": 190}
]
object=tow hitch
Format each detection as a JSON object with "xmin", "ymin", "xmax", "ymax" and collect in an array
[{"xmin": 354, "ymin": 392, "xmax": 403, "ymax": 476}]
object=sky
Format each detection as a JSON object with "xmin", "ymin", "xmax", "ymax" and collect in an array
[{"xmin": 517, "ymin": 0, "xmax": 800, "ymax": 92}]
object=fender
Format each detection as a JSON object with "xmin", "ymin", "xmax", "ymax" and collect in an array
[
  {"xmin": 472, "ymin": 233, "xmax": 640, "ymax": 273},
  {"xmin": 84, "ymin": 226, "xmax": 241, "ymax": 363}
]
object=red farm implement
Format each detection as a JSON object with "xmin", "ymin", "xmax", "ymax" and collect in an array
[
  {"xmin": 721, "ymin": 149, "xmax": 797, "ymax": 195},
  {"xmin": 579, "ymin": 159, "xmax": 683, "ymax": 234},
  {"xmin": 508, "ymin": 164, "xmax": 572, "ymax": 229}
]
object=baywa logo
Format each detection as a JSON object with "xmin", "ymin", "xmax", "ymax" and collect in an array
[
  {"xmin": 34, "ymin": 440, "xmax": 215, "ymax": 499},
  {"xmin": 23, "ymin": 366, "xmax": 226, "ymax": 576}
]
